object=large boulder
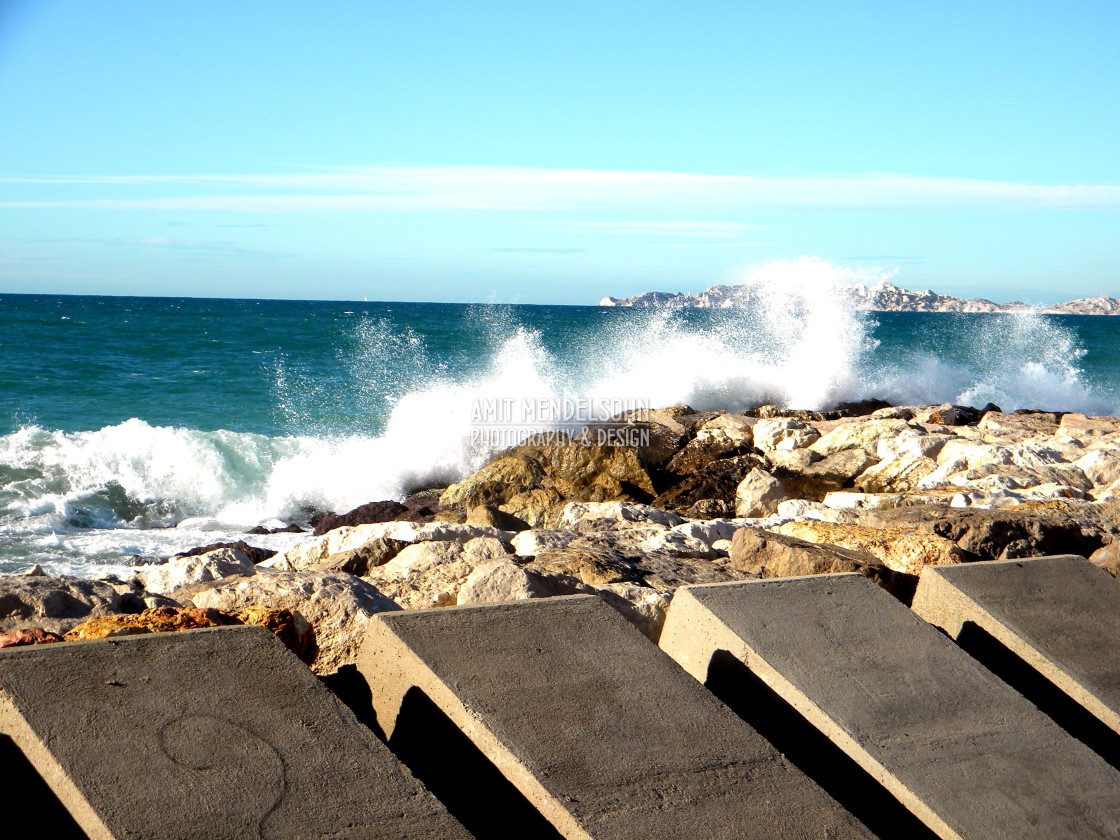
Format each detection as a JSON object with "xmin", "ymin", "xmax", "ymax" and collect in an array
[
  {"xmin": 810, "ymin": 418, "xmax": 914, "ymax": 457},
  {"xmin": 652, "ymin": 455, "xmax": 760, "ymax": 518},
  {"xmin": 922, "ymin": 404, "xmax": 986, "ymax": 426},
  {"xmin": 518, "ymin": 524, "xmax": 766, "ymax": 639},
  {"xmin": 666, "ymin": 414, "xmax": 753, "ymax": 475},
  {"xmin": 579, "ymin": 409, "xmax": 689, "ymax": 469},
  {"xmin": 456, "ymin": 560, "xmax": 556, "ymax": 604},
  {"xmin": 139, "ymin": 547, "xmax": 256, "ymax": 595},
  {"xmin": 558, "ymin": 501, "xmax": 686, "ymax": 529},
  {"xmin": 465, "ymin": 504, "xmax": 531, "ymax": 532},
  {"xmin": 1089, "ymin": 541, "xmax": 1120, "ymax": 577},
  {"xmin": 1075, "ymin": 448, "xmax": 1120, "ymax": 492},
  {"xmin": 173, "ymin": 540, "xmax": 275, "ymax": 564},
  {"xmin": 728, "ymin": 527, "xmax": 912, "ymax": 599},
  {"xmin": 752, "ymin": 418, "xmax": 820, "ymax": 452},
  {"xmin": 363, "ymin": 536, "xmax": 513, "ymax": 610},
  {"xmin": 773, "ymin": 520, "xmax": 968, "ymax": 575},
  {"xmin": 267, "ymin": 521, "xmax": 511, "ymax": 572},
  {"xmin": 855, "ymin": 454, "xmax": 938, "ymax": 493},
  {"xmin": 310, "ymin": 500, "xmax": 410, "ymax": 535},
  {"xmin": 0, "ymin": 576, "xmax": 140, "ymax": 635},
  {"xmin": 173, "ymin": 569, "xmax": 397, "ymax": 675},
  {"xmin": 1058, "ymin": 413, "xmax": 1120, "ymax": 442},
  {"xmin": 308, "ymin": 537, "xmax": 410, "ymax": 577},
  {"xmin": 977, "ymin": 411, "xmax": 1061, "ymax": 441},
  {"xmin": 439, "ymin": 439, "xmax": 656, "ymax": 526},
  {"xmin": 735, "ymin": 468, "xmax": 788, "ymax": 517},
  {"xmin": 865, "ymin": 502, "xmax": 1112, "ymax": 561},
  {"xmin": 767, "ymin": 449, "xmax": 878, "ymax": 501}
]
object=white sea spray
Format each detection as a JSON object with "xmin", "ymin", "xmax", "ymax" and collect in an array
[{"xmin": 1, "ymin": 260, "xmax": 1115, "ymax": 576}]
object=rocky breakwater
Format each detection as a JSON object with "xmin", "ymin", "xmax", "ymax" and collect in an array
[{"xmin": 5, "ymin": 403, "xmax": 1120, "ymax": 671}]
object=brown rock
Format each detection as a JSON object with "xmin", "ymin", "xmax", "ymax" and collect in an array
[
  {"xmin": 773, "ymin": 520, "xmax": 968, "ymax": 575},
  {"xmin": 440, "ymin": 438, "xmax": 656, "ymax": 527},
  {"xmin": 752, "ymin": 405, "xmax": 824, "ymax": 421},
  {"xmin": 235, "ymin": 605, "xmax": 318, "ymax": 666},
  {"xmin": 652, "ymin": 455, "xmax": 759, "ymax": 516},
  {"xmin": 865, "ymin": 503, "xmax": 1110, "ymax": 561},
  {"xmin": 310, "ymin": 500, "xmax": 410, "ymax": 536},
  {"xmin": 526, "ymin": 546, "xmax": 638, "ymax": 587},
  {"xmin": 310, "ymin": 537, "xmax": 410, "ymax": 576},
  {"xmin": 855, "ymin": 454, "xmax": 938, "ymax": 493},
  {"xmin": 465, "ymin": 504, "xmax": 531, "ymax": 532},
  {"xmin": 665, "ymin": 434, "xmax": 747, "ymax": 476},
  {"xmin": 580, "ymin": 409, "xmax": 688, "ymax": 468},
  {"xmin": 769, "ymin": 448, "xmax": 878, "ymax": 501},
  {"xmin": 174, "ymin": 540, "xmax": 275, "ymax": 564},
  {"xmin": 63, "ymin": 606, "xmax": 240, "ymax": 641},
  {"xmin": 926, "ymin": 404, "xmax": 985, "ymax": 426},
  {"xmin": 0, "ymin": 627, "xmax": 64, "ymax": 648},
  {"xmin": 728, "ymin": 527, "xmax": 913, "ymax": 600},
  {"xmin": 1089, "ymin": 541, "xmax": 1120, "ymax": 578}
]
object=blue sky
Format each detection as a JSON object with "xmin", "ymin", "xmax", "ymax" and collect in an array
[{"xmin": 1, "ymin": 1, "xmax": 1117, "ymax": 304}]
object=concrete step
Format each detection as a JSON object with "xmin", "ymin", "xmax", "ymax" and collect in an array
[
  {"xmin": 660, "ymin": 574, "xmax": 1120, "ymax": 840},
  {"xmin": 0, "ymin": 626, "xmax": 470, "ymax": 840},
  {"xmin": 913, "ymin": 555, "xmax": 1120, "ymax": 738},
  {"xmin": 358, "ymin": 594, "xmax": 872, "ymax": 839}
]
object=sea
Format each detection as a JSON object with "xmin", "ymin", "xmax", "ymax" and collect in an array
[{"xmin": 3, "ymin": 281, "xmax": 1120, "ymax": 579}]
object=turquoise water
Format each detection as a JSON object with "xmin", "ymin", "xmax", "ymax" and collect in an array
[{"xmin": 2, "ymin": 292, "xmax": 1119, "ymax": 576}]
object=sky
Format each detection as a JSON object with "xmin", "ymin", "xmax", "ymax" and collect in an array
[{"xmin": 0, "ymin": 1, "xmax": 1117, "ymax": 305}]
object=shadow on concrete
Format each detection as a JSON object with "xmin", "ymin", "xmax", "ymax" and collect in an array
[
  {"xmin": 956, "ymin": 621, "xmax": 1120, "ymax": 771},
  {"xmin": 319, "ymin": 664, "xmax": 383, "ymax": 738},
  {"xmin": 0, "ymin": 735, "xmax": 88, "ymax": 838},
  {"xmin": 388, "ymin": 687, "xmax": 563, "ymax": 839},
  {"xmin": 705, "ymin": 650, "xmax": 937, "ymax": 840}
]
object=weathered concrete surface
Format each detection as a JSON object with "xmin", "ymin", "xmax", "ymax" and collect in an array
[
  {"xmin": 359, "ymin": 595, "xmax": 871, "ymax": 839},
  {"xmin": 660, "ymin": 575, "xmax": 1120, "ymax": 840},
  {"xmin": 913, "ymin": 555, "xmax": 1120, "ymax": 735},
  {"xmin": 0, "ymin": 626, "xmax": 468, "ymax": 840}
]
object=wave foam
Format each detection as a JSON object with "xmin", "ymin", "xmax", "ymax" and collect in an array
[{"xmin": 2, "ymin": 257, "xmax": 1114, "ymax": 575}]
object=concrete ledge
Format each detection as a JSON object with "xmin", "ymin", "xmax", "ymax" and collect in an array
[
  {"xmin": 0, "ymin": 626, "xmax": 469, "ymax": 839},
  {"xmin": 660, "ymin": 574, "xmax": 1120, "ymax": 839},
  {"xmin": 913, "ymin": 555, "xmax": 1120, "ymax": 734},
  {"xmin": 359, "ymin": 595, "xmax": 871, "ymax": 839}
]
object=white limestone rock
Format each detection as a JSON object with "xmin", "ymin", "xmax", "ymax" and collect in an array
[
  {"xmin": 735, "ymin": 468, "xmax": 789, "ymax": 518},
  {"xmin": 558, "ymin": 501, "xmax": 686, "ymax": 529},
  {"xmin": 752, "ymin": 418, "xmax": 820, "ymax": 452},
  {"xmin": 140, "ymin": 547, "xmax": 256, "ymax": 595}
]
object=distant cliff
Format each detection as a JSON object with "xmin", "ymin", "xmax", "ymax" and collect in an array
[{"xmin": 599, "ymin": 282, "xmax": 1120, "ymax": 315}]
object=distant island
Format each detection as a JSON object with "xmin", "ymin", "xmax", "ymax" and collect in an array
[{"xmin": 599, "ymin": 281, "xmax": 1120, "ymax": 315}]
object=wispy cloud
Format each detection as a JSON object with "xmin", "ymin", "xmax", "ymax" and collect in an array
[
  {"xmin": 570, "ymin": 220, "xmax": 760, "ymax": 238},
  {"xmin": 491, "ymin": 247, "xmax": 586, "ymax": 254},
  {"xmin": 2, "ymin": 166, "xmax": 1119, "ymax": 212}
]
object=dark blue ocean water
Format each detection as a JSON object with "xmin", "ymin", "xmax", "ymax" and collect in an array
[{"xmin": 2, "ymin": 291, "xmax": 1118, "ymax": 575}]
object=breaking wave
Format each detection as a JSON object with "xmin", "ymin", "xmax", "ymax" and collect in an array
[{"xmin": 1, "ymin": 258, "xmax": 1114, "ymax": 574}]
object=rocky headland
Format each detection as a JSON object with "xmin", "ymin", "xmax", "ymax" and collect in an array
[
  {"xmin": 600, "ymin": 280, "xmax": 1120, "ymax": 314},
  {"xmin": 5, "ymin": 402, "xmax": 1120, "ymax": 674}
]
